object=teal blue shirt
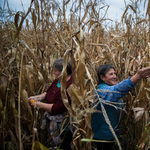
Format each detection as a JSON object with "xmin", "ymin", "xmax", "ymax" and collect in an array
[{"xmin": 91, "ymin": 77, "xmax": 136, "ymax": 140}]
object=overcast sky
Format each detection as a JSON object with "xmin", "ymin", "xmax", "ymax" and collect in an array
[{"xmin": 0, "ymin": 0, "xmax": 147, "ymax": 22}]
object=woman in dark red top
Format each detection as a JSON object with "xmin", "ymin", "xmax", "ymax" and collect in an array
[
  {"xmin": 28, "ymin": 58, "xmax": 73, "ymax": 149},
  {"xmin": 28, "ymin": 58, "xmax": 72, "ymax": 113}
]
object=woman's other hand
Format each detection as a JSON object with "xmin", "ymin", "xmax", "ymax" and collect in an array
[
  {"xmin": 28, "ymin": 96, "xmax": 38, "ymax": 104},
  {"xmin": 130, "ymin": 65, "xmax": 150, "ymax": 84},
  {"xmin": 136, "ymin": 65, "xmax": 150, "ymax": 79}
]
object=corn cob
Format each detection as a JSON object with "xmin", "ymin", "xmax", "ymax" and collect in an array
[{"xmin": 30, "ymin": 99, "xmax": 35, "ymax": 104}]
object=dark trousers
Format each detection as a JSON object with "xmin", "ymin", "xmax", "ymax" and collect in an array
[
  {"xmin": 93, "ymin": 138, "xmax": 114, "ymax": 150},
  {"xmin": 95, "ymin": 142, "xmax": 114, "ymax": 150},
  {"xmin": 59, "ymin": 129, "xmax": 72, "ymax": 150}
]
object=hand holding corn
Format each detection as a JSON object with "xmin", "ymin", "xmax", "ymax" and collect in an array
[{"xmin": 29, "ymin": 98, "xmax": 40, "ymax": 109}]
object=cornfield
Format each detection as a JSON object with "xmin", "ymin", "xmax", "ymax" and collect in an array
[{"xmin": 0, "ymin": 0, "xmax": 150, "ymax": 150}]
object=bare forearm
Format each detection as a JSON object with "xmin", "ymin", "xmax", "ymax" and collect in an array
[
  {"xmin": 35, "ymin": 102, "xmax": 53, "ymax": 113},
  {"xmin": 36, "ymin": 92, "xmax": 47, "ymax": 101},
  {"xmin": 130, "ymin": 73, "xmax": 141, "ymax": 85},
  {"xmin": 29, "ymin": 92, "xmax": 47, "ymax": 101}
]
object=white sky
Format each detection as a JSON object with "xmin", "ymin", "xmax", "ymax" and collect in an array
[{"xmin": 0, "ymin": 0, "xmax": 147, "ymax": 21}]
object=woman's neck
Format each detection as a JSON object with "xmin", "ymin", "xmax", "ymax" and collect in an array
[{"xmin": 67, "ymin": 75, "xmax": 71, "ymax": 81}]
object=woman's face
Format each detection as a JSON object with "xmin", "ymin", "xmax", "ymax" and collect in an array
[
  {"xmin": 101, "ymin": 68, "xmax": 117, "ymax": 85},
  {"xmin": 53, "ymin": 68, "xmax": 61, "ymax": 80}
]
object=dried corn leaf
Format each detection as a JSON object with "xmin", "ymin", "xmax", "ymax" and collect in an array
[
  {"xmin": 81, "ymin": 5, "xmax": 90, "ymax": 24},
  {"xmin": 32, "ymin": 10, "xmax": 37, "ymax": 31},
  {"xmin": 32, "ymin": 141, "xmax": 50, "ymax": 150},
  {"xmin": 136, "ymin": 19, "xmax": 147, "ymax": 25},
  {"xmin": 14, "ymin": 12, "xmax": 19, "ymax": 29},
  {"xmin": 65, "ymin": 0, "xmax": 70, "ymax": 5},
  {"xmin": 18, "ymin": 40, "xmax": 40, "ymax": 69},
  {"xmin": 61, "ymin": 49, "xmax": 73, "ymax": 116},
  {"xmin": 21, "ymin": 89, "xmax": 33, "ymax": 118},
  {"xmin": 132, "ymin": 107, "xmax": 144, "ymax": 122},
  {"xmin": 122, "ymin": 5, "xmax": 136, "ymax": 20},
  {"xmin": 138, "ymin": 122, "xmax": 150, "ymax": 148},
  {"xmin": 67, "ymin": 84, "xmax": 85, "ymax": 108}
]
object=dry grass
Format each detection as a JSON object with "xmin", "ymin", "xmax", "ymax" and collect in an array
[{"xmin": 0, "ymin": 0, "xmax": 150, "ymax": 150}]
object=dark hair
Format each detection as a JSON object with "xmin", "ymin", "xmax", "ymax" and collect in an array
[
  {"xmin": 52, "ymin": 58, "xmax": 72, "ymax": 75},
  {"xmin": 97, "ymin": 64, "xmax": 115, "ymax": 84}
]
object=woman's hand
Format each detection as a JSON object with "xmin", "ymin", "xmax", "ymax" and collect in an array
[
  {"xmin": 28, "ymin": 96, "xmax": 39, "ymax": 104},
  {"xmin": 30, "ymin": 101, "xmax": 40, "ymax": 109},
  {"xmin": 28, "ymin": 92, "xmax": 47, "ymax": 104},
  {"xmin": 28, "ymin": 96, "xmax": 38, "ymax": 101},
  {"xmin": 130, "ymin": 65, "xmax": 150, "ymax": 84},
  {"xmin": 137, "ymin": 65, "xmax": 150, "ymax": 78}
]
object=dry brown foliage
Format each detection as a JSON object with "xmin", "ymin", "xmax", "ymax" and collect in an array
[{"xmin": 0, "ymin": 0, "xmax": 150, "ymax": 150}]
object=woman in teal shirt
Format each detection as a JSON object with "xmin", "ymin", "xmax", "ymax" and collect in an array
[{"xmin": 91, "ymin": 64, "xmax": 150, "ymax": 150}]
